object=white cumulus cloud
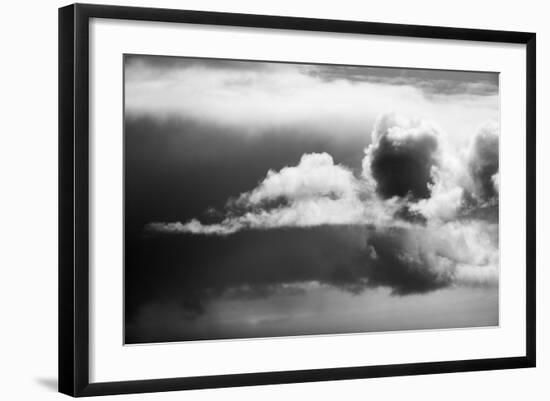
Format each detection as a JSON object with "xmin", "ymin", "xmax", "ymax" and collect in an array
[
  {"xmin": 144, "ymin": 152, "xmax": 403, "ymax": 235},
  {"xmin": 239, "ymin": 153, "xmax": 359, "ymax": 205}
]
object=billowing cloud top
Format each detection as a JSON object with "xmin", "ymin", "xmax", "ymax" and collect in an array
[{"xmin": 241, "ymin": 153, "xmax": 358, "ymax": 204}]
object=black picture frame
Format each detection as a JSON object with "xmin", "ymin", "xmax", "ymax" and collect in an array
[{"xmin": 59, "ymin": 3, "xmax": 536, "ymax": 397}]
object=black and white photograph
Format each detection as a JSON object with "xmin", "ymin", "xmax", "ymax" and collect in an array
[
  {"xmin": 124, "ymin": 54, "xmax": 500, "ymax": 344},
  {"xmin": 0, "ymin": 0, "xmax": 543, "ymax": 399}
]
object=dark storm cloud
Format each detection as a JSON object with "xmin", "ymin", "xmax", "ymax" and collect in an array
[
  {"xmin": 362, "ymin": 227, "xmax": 451, "ymax": 294},
  {"xmin": 303, "ymin": 65, "xmax": 499, "ymax": 97},
  {"xmin": 370, "ymin": 134, "xmax": 437, "ymax": 199},
  {"xmin": 366, "ymin": 115, "xmax": 439, "ymax": 200},
  {"xmin": 125, "ymin": 225, "xmax": 457, "ymax": 342},
  {"xmin": 468, "ymin": 123, "xmax": 499, "ymax": 201}
]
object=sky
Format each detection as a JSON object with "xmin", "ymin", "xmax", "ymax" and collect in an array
[{"xmin": 124, "ymin": 54, "xmax": 499, "ymax": 344}]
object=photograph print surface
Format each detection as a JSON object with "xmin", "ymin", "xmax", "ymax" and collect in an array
[{"xmin": 124, "ymin": 55, "xmax": 499, "ymax": 344}]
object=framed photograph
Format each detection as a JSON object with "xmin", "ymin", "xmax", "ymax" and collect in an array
[{"xmin": 59, "ymin": 3, "xmax": 536, "ymax": 397}]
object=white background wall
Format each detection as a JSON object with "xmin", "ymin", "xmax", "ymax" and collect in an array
[{"xmin": 0, "ymin": 0, "xmax": 546, "ymax": 399}]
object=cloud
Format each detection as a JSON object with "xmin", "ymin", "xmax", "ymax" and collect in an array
[
  {"xmin": 362, "ymin": 220, "xmax": 498, "ymax": 294},
  {"xmin": 492, "ymin": 172, "xmax": 499, "ymax": 193},
  {"xmin": 303, "ymin": 64, "xmax": 499, "ymax": 97},
  {"xmin": 467, "ymin": 121, "xmax": 499, "ymax": 202},
  {"xmin": 406, "ymin": 144, "xmax": 466, "ymax": 222},
  {"xmin": 145, "ymin": 152, "xmax": 397, "ymax": 235},
  {"xmin": 238, "ymin": 153, "xmax": 358, "ymax": 204},
  {"xmin": 125, "ymin": 56, "xmax": 499, "ymax": 145},
  {"xmin": 392, "ymin": 119, "xmax": 500, "ymax": 222},
  {"xmin": 362, "ymin": 113, "xmax": 440, "ymax": 199},
  {"xmin": 146, "ymin": 220, "xmax": 240, "ymax": 236}
]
